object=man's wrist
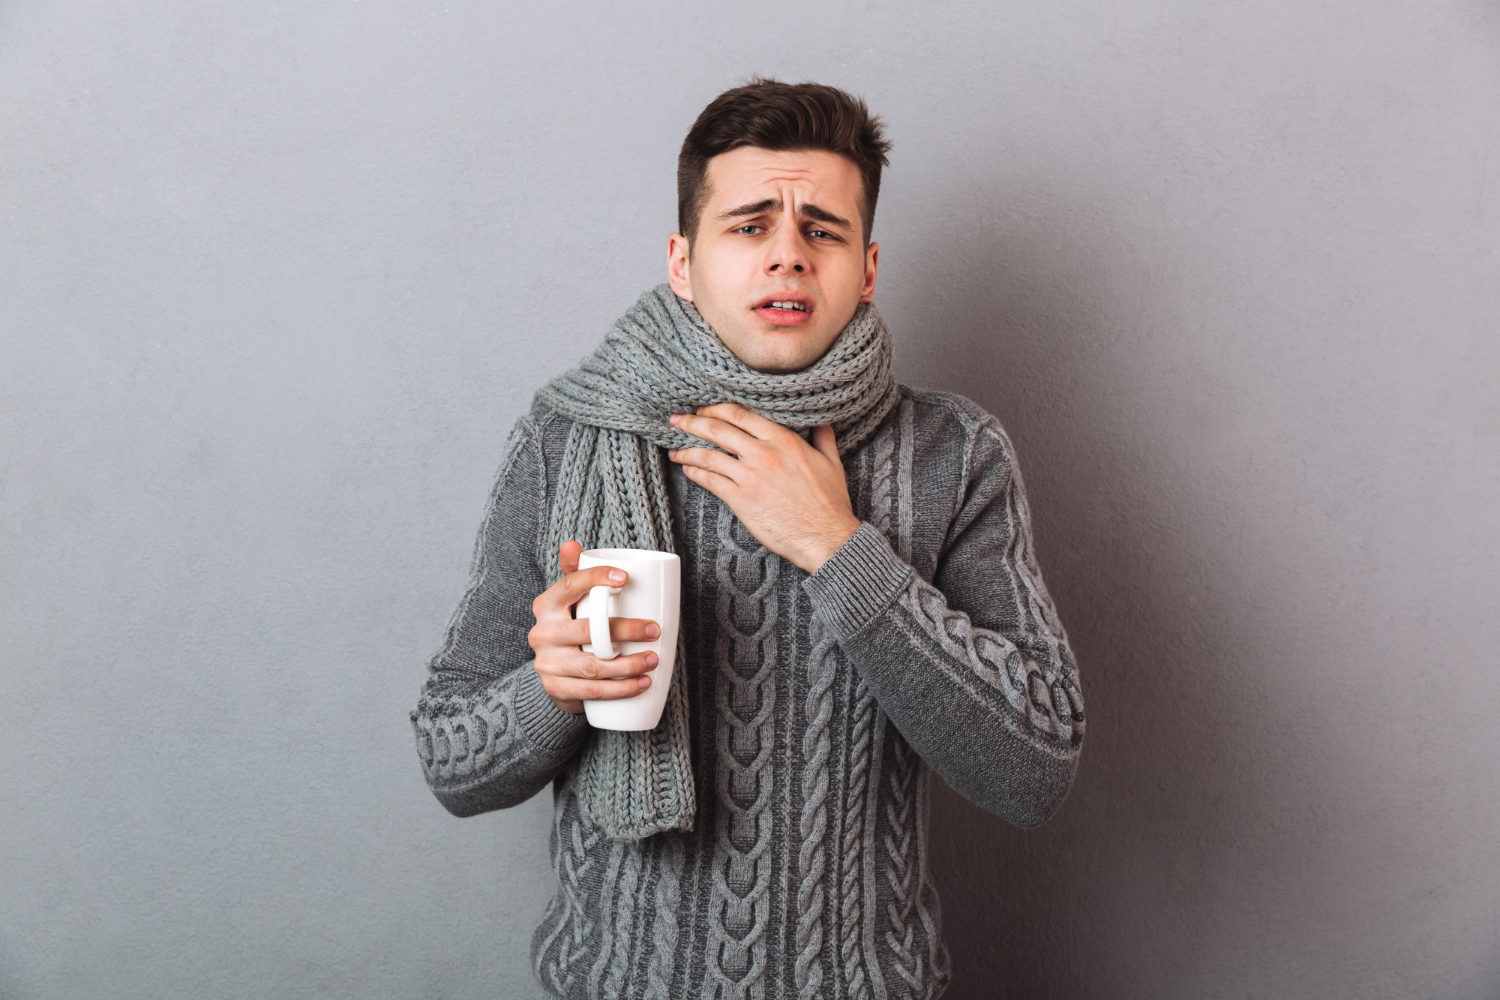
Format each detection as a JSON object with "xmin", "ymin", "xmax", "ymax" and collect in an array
[
  {"xmin": 801, "ymin": 523, "xmax": 915, "ymax": 641},
  {"xmin": 797, "ymin": 515, "xmax": 862, "ymax": 574},
  {"xmin": 515, "ymin": 666, "xmax": 591, "ymax": 751}
]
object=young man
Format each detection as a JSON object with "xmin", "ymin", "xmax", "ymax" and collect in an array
[{"xmin": 411, "ymin": 79, "xmax": 1084, "ymax": 1000}]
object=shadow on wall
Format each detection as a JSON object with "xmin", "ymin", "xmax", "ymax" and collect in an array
[{"xmin": 897, "ymin": 180, "xmax": 1338, "ymax": 999}]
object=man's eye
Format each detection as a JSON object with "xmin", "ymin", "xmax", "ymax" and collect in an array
[
  {"xmin": 808, "ymin": 229, "xmax": 837, "ymax": 240},
  {"xmin": 735, "ymin": 225, "xmax": 763, "ymax": 235}
]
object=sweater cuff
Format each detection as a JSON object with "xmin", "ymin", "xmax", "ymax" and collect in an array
[
  {"xmin": 802, "ymin": 522, "xmax": 915, "ymax": 641},
  {"xmin": 513, "ymin": 665, "xmax": 590, "ymax": 752}
]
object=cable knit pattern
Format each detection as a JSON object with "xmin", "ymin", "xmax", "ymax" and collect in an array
[
  {"xmin": 591, "ymin": 839, "xmax": 639, "ymax": 998},
  {"xmin": 793, "ymin": 629, "xmax": 837, "ymax": 999},
  {"xmin": 882, "ymin": 737, "xmax": 924, "ymax": 992},
  {"xmin": 902, "ymin": 578, "xmax": 1083, "ymax": 749},
  {"xmin": 643, "ymin": 834, "xmax": 685, "ymax": 1000},
  {"xmin": 412, "ymin": 378, "xmax": 1083, "ymax": 999},
  {"xmin": 839, "ymin": 675, "xmax": 878, "ymax": 1000},
  {"xmin": 534, "ymin": 800, "xmax": 606, "ymax": 997},
  {"xmin": 707, "ymin": 513, "xmax": 780, "ymax": 998},
  {"xmin": 411, "ymin": 676, "xmax": 513, "ymax": 787}
]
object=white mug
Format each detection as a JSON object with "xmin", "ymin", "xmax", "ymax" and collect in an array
[{"xmin": 575, "ymin": 547, "xmax": 681, "ymax": 731}]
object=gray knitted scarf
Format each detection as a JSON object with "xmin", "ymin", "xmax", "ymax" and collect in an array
[{"xmin": 534, "ymin": 284, "xmax": 900, "ymax": 841}]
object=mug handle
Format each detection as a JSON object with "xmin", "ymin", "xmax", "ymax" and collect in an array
[{"xmin": 587, "ymin": 584, "xmax": 621, "ymax": 660}]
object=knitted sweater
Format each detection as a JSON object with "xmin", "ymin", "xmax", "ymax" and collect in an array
[{"xmin": 410, "ymin": 386, "xmax": 1085, "ymax": 1000}]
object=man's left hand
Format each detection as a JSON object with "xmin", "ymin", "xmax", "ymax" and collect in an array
[{"xmin": 667, "ymin": 403, "xmax": 860, "ymax": 574}]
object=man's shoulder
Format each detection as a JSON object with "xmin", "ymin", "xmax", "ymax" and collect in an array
[
  {"xmin": 900, "ymin": 385, "xmax": 997, "ymax": 426},
  {"xmin": 896, "ymin": 386, "xmax": 1012, "ymax": 453},
  {"xmin": 525, "ymin": 396, "xmax": 565, "ymax": 429},
  {"xmin": 477, "ymin": 402, "xmax": 573, "ymax": 496},
  {"xmin": 519, "ymin": 398, "xmax": 572, "ymax": 457}
]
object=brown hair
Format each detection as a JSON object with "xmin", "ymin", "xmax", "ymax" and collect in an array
[{"xmin": 677, "ymin": 78, "xmax": 891, "ymax": 246}]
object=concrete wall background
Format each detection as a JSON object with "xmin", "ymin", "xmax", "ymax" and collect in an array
[{"xmin": 2, "ymin": 1, "xmax": 1497, "ymax": 997}]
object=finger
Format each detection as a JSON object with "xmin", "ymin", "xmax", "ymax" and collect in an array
[
  {"xmin": 666, "ymin": 445, "xmax": 742, "ymax": 481},
  {"xmin": 559, "ymin": 539, "xmax": 582, "ymax": 575},
  {"xmin": 530, "ymin": 616, "xmax": 661, "ymax": 650},
  {"xmin": 533, "ymin": 564, "xmax": 629, "ymax": 619},
  {"xmin": 542, "ymin": 673, "xmax": 654, "ymax": 704},
  {"xmin": 694, "ymin": 402, "xmax": 788, "ymax": 441},
  {"xmin": 811, "ymin": 424, "xmax": 842, "ymax": 465},
  {"xmin": 603, "ymin": 617, "xmax": 661, "ymax": 643},
  {"xmin": 537, "ymin": 648, "xmax": 659, "ymax": 680},
  {"xmin": 677, "ymin": 461, "xmax": 738, "ymax": 501},
  {"xmin": 669, "ymin": 411, "xmax": 761, "ymax": 457}
]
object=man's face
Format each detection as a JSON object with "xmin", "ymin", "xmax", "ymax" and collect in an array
[{"xmin": 667, "ymin": 147, "xmax": 879, "ymax": 374}]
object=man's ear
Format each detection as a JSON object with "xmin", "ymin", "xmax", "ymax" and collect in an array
[
  {"xmin": 859, "ymin": 241, "xmax": 880, "ymax": 303},
  {"xmin": 667, "ymin": 232, "xmax": 694, "ymax": 301}
]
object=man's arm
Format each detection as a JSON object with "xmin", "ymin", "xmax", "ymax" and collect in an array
[
  {"xmin": 669, "ymin": 403, "xmax": 1083, "ymax": 827},
  {"xmin": 801, "ymin": 418, "xmax": 1083, "ymax": 827},
  {"xmin": 411, "ymin": 414, "xmax": 657, "ymax": 817},
  {"xmin": 410, "ymin": 414, "xmax": 585, "ymax": 815}
]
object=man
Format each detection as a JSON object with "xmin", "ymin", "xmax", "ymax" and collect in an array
[{"xmin": 411, "ymin": 79, "xmax": 1084, "ymax": 1000}]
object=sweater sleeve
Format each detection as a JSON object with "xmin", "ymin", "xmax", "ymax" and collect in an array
[
  {"xmin": 801, "ymin": 417, "xmax": 1084, "ymax": 828},
  {"xmin": 409, "ymin": 412, "xmax": 590, "ymax": 817}
]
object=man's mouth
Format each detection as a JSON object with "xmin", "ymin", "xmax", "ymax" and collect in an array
[{"xmin": 754, "ymin": 296, "xmax": 813, "ymax": 326}]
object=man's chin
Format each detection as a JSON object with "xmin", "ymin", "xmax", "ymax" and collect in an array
[
  {"xmin": 703, "ymin": 312, "xmax": 840, "ymax": 373},
  {"xmin": 739, "ymin": 345, "xmax": 825, "ymax": 375}
]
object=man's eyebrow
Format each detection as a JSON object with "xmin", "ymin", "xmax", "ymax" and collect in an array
[
  {"xmin": 798, "ymin": 204, "xmax": 853, "ymax": 231},
  {"xmin": 713, "ymin": 199, "xmax": 854, "ymax": 232},
  {"xmin": 717, "ymin": 199, "xmax": 778, "ymax": 221}
]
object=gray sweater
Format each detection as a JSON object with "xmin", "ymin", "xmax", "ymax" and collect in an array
[{"xmin": 410, "ymin": 386, "xmax": 1084, "ymax": 1000}]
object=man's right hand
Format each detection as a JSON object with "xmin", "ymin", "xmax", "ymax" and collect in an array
[{"xmin": 529, "ymin": 539, "xmax": 660, "ymax": 715}]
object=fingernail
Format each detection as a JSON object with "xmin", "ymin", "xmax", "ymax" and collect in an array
[
  {"xmin": 667, "ymin": 449, "xmax": 678, "ymax": 459},
  {"xmin": 669, "ymin": 414, "xmax": 680, "ymax": 425},
  {"xmin": 645, "ymin": 651, "xmax": 659, "ymax": 666},
  {"xmin": 638, "ymin": 676, "xmax": 651, "ymax": 688},
  {"xmin": 609, "ymin": 570, "xmax": 626, "ymax": 584},
  {"xmin": 646, "ymin": 623, "xmax": 660, "ymax": 639}
]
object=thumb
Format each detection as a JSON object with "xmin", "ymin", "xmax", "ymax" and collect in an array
[
  {"xmin": 559, "ymin": 539, "xmax": 583, "ymax": 574},
  {"xmin": 812, "ymin": 424, "xmax": 841, "ymax": 465}
]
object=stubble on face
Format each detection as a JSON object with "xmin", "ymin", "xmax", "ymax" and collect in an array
[{"xmin": 667, "ymin": 147, "xmax": 879, "ymax": 374}]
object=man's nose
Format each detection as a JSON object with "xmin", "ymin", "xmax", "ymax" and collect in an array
[{"xmin": 765, "ymin": 226, "xmax": 807, "ymax": 274}]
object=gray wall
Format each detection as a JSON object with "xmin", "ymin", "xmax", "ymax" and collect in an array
[{"xmin": 2, "ymin": 1, "xmax": 1497, "ymax": 997}]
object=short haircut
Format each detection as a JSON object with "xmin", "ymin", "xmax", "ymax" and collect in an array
[{"xmin": 677, "ymin": 78, "xmax": 891, "ymax": 246}]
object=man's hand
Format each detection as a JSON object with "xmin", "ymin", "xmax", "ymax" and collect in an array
[
  {"xmin": 529, "ymin": 540, "xmax": 660, "ymax": 715},
  {"xmin": 667, "ymin": 403, "xmax": 861, "ymax": 574}
]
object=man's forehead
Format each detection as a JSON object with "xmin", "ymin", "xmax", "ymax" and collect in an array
[{"xmin": 704, "ymin": 147, "xmax": 862, "ymax": 205}]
